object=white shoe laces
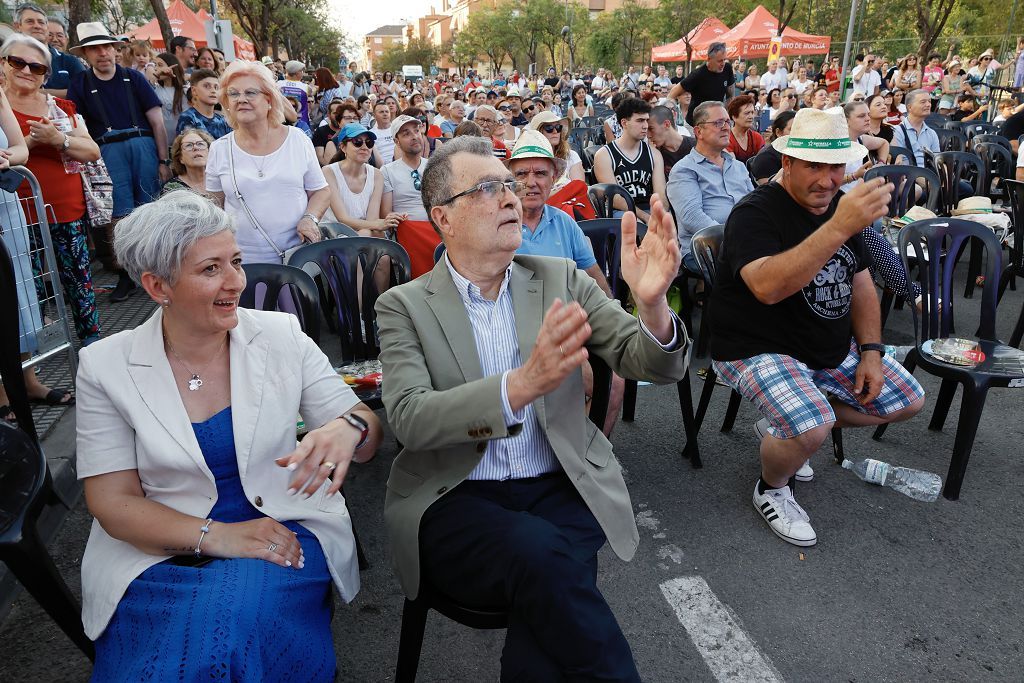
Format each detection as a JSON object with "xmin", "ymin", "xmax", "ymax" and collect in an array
[{"xmin": 769, "ymin": 487, "xmax": 810, "ymax": 523}]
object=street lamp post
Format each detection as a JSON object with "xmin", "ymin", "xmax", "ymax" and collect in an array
[{"xmin": 839, "ymin": 0, "xmax": 860, "ymax": 102}]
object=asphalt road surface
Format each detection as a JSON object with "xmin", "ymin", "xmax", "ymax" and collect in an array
[{"xmin": 2, "ymin": 288, "xmax": 1023, "ymax": 682}]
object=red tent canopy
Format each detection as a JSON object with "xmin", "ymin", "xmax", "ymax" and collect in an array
[
  {"xmin": 715, "ymin": 5, "xmax": 830, "ymax": 58},
  {"xmin": 651, "ymin": 17, "xmax": 731, "ymax": 63},
  {"xmin": 130, "ymin": 0, "xmax": 256, "ymax": 60}
]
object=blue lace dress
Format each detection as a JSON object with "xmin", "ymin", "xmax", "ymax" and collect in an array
[{"xmin": 91, "ymin": 407, "xmax": 336, "ymax": 681}]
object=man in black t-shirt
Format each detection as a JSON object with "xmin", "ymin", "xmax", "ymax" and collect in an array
[
  {"xmin": 669, "ymin": 42, "xmax": 735, "ymax": 126},
  {"xmin": 709, "ymin": 108, "xmax": 925, "ymax": 548},
  {"xmin": 1001, "ymin": 109, "xmax": 1024, "ymax": 154}
]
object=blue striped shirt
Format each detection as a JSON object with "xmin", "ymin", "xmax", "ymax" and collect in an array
[{"xmin": 445, "ymin": 256, "xmax": 560, "ymax": 480}]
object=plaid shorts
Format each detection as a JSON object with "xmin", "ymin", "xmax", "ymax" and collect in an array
[{"xmin": 712, "ymin": 341, "xmax": 924, "ymax": 439}]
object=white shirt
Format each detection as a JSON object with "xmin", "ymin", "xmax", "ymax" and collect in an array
[
  {"xmin": 372, "ymin": 124, "xmax": 395, "ymax": 164},
  {"xmin": 760, "ymin": 70, "xmax": 788, "ymax": 91},
  {"xmin": 792, "ymin": 78, "xmax": 813, "ymax": 95},
  {"xmin": 852, "ymin": 66, "xmax": 881, "ymax": 96},
  {"xmin": 206, "ymin": 128, "xmax": 328, "ymax": 264}
]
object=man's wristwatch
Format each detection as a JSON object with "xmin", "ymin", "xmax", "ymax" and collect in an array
[
  {"xmin": 340, "ymin": 413, "xmax": 369, "ymax": 449},
  {"xmin": 301, "ymin": 212, "xmax": 320, "ymax": 226},
  {"xmin": 859, "ymin": 343, "xmax": 886, "ymax": 356},
  {"xmin": 160, "ymin": 158, "xmax": 171, "ymax": 166}
]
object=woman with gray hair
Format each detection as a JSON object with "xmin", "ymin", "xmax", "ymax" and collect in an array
[
  {"xmin": 205, "ymin": 60, "xmax": 330, "ymax": 264},
  {"xmin": 76, "ymin": 190, "xmax": 381, "ymax": 678}
]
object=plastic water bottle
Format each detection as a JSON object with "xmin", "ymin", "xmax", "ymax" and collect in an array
[
  {"xmin": 47, "ymin": 97, "xmax": 80, "ymax": 174},
  {"xmin": 884, "ymin": 345, "xmax": 913, "ymax": 362},
  {"xmin": 842, "ymin": 458, "xmax": 942, "ymax": 502}
]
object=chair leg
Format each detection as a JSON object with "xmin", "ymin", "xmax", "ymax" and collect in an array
[
  {"xmin": 692, "ymin": 368, "xmax": 718, "ymax": 433},
  {"xmin": 830, "ymin": 427, "xmax": 844, "ymax": 465},
  {"xmin": 942, "ymin": 384, "xmax": 988, "ymax": 501},
  {"xmin": 621, "ymin": 379, "xmax": 637, "ymax": 422},
  {"xmin": 964, "ymin": 238, "xmax": 982, "ymax": 299},
  {"xmin": 676, "ymin": 370, "xmax": 701, "ymax": 468},
  {"xmin": 1011, "ymin": 301, "xmax": 1024, "ymax": 349},
  {"xmin": 928, "ymin": 379, "xmax": 959, "ymax": 432},
  {"xmin": 395, "ymin": 597, "xmax": 430, "ymax": 683},
  {"xmin": 879, "ymin": 289, "xmax": 895, "ymax": 329},
  {"xmin": 720, "ymin": 390, "xmax": 742, "ymax": 432},
  {"xmin": 1, "ymin": 531, "xmax": 95, "ymax": 661}
]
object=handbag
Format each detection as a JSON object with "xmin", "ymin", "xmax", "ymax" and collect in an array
[
  {"xmin": 227, "ymin": 132, "xmax": 306, "ymax": 263},
  {"xmin": 80, "ymin": 157, "xmax": 113, "ymax": 226}
]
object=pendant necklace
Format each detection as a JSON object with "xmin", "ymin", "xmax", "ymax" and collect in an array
[
  {"xmin": 254, "ymin": 153, "xmax": 268, "ymax": 178},
  {"xmin": 165, "ymin": 335, "xmax": 227, "ymax": 391}
]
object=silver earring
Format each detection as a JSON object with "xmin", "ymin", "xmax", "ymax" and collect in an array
[{"xmin": 162, "ymin": 299, "xmax": 170, "ymax": 307}]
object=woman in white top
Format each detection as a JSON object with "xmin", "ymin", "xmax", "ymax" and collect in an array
[
  {"xmin": 206, "ymin": 60, "xmax": 330, "ymax": 265},
  {"xmin": 566, "ymin": 84, "xmax": 594, "ymax": 127},
  {"xmin": 321, "ymin": 122, "xmax": 399, "ymax": 235},
  {"xmin": 791, "ymin": 67, "xmax": 814, "ymax": 95}
]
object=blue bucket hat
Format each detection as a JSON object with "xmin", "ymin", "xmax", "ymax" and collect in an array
[{"xmin": 336, "ymin": 122, "xmax": 376, "ymax": 143}]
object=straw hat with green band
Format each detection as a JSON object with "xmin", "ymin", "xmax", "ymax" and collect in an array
[
  {"xmin": 771, "ymin": 106, "xmax": 868, "ymax": 164},
  {"xmin": 509, "ymin": 129, "xmax": 568, "ymax": 176}
]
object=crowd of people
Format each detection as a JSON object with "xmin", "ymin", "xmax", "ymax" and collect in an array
[{"xmin": 2, "ymin": 4, "xmax": 1024, "ymax": 678}]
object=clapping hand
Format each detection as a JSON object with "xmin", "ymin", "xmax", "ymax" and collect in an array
[
  {"xmin": 27, "ymin": 117, "xmax": 63, "ymax": 147},
  {"xmin": 620, "ymin": 194, "xmax": 681, "ymax": 310}
]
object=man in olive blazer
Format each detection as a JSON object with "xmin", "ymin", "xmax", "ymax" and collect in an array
[{"xmin": 375, "ymin": 135, "xmax": 687, "ymax": 681}]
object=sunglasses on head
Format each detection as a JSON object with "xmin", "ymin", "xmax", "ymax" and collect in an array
[
  {"xmin": 346, "ymin": 136, "xmax": 375, "ymax": 148},
  {"xmin": 541, "ymin": 123, "xmax": 563, "ymax": 134},
  {"xmin": 5, "ymin": 55, "xmax": 48, "ymax": 76}
]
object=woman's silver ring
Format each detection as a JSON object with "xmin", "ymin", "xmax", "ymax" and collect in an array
[
  {"xmin": 268, "ymin": 542, "xmax": 278, "ymax": 552},
  {"xmin": 29, "ymin": 131, "xmax": 35, "ymax": 138},
  {"xmin": 322, "ymin": 461, "xmax": 337, "ymax": 471},
  {"xmin": 559, "ymin": 344, "xmax": 565, "ymax": 356}
]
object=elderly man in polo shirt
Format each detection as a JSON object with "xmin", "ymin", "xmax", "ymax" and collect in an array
[
  {"xmin": 14, "ymin": 3, "xmax": 84, "ymax": 98},
  {"xmin": 668, "ymin": 101, "xmax": 754, "ymax": 274},
  {"xmin": 709, "ymin": 107, "xmax": 924, "ymax": 547}
]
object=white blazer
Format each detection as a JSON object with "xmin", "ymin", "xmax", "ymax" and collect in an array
[{"xmin": 75, "ymin": 308, "xmax": 361, "ymax": 639}]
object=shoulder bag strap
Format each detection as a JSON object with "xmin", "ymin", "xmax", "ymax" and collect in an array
[{"xmin": 228, "ymin": 133, "xmax": 285, "ymax": 260}]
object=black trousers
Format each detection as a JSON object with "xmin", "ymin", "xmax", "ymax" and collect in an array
[{"xmin": 419, "ymin": 473, "xmax": 641, "ymax": 683}]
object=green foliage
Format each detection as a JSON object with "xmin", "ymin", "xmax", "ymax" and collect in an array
[
  {"xmin": 94, "ymin": 0, "xmax": 152, "ymax": 35},
  {"xmin": 378, "ymin": 38, "xmax": 439, "ymax": 76}
]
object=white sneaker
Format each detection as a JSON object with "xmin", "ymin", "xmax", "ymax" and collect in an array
[
  {"xmin": 795, "ymin": 459, "xmax": 814, "ymax": 482},
  {"xmin": 755, "ymin": 419, "xmax": 814, "ymax": 482},
  {"xmin": 752, "ymin": 482, "xmax": 817, "ymax": 547}
]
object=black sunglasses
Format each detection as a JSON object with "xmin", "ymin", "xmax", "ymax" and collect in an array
[
  {"xmin": 346, "ymin": 136, "xmax": 375, "ymax": 148},
  {"xmin": 541, "ymin": 124, "xmax": 564, "ymax": 134},
  {"xmin": 5, "ymin": 55, "xmax": 48, "ymax": 76},
  {"xmin": 523, "ymin": 105, "xmax": 536, "ymax": 112},
  {"xmin": 498, "ymin": 105, "xmax": 512, "ymax": 111}
]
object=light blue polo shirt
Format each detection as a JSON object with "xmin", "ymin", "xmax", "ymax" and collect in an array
[{"xmin": 516, "ymin": 204, "xmax": 598, "ymax": 270}]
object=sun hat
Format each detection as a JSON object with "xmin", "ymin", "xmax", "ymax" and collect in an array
[
  {"xmin": 260, "ymin": 56, "xmax": 274, "ymax": 65},
  {"xmin": 389, "ymin": 114, "xmax": 419, "ymax": 138},
  {"xmin": 505, "ymin": 86, "xmax": 523, "ymax": 99},
  {"xmin": 771, "ymin": 106, "xmax": 868, "ymax": 164},
  {"xmin": 70, "ymin": 22, "xmax": 120, "ymax": 54},
  {"xmin": 508, "ymin": 129, "xmax": 567, "ymax": 176},
  {"xmin": 952, "ymin": 196, "xmax": 994, "ymax": 216},
  {"xmin": 528, "ymin": 110, "xmax": 567, "ymax": 130},
  {"xmin": 336, "ymin": 123, "xmax": 376, "ymax": 143}
]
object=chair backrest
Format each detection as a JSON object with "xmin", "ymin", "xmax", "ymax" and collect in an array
[
  {"xmin": 935, "ymin": 128, "xmax": 967, "ymax": 152},
  {"xmin": 0, "ymin": 421, "xmax": 47, "ymax": 543},
  {"xmin": 932, "ymin": 151, "xmax": 984, "ymax": 215},
  {"xmin": 925, "ymin": 113, "xmax": 947, "ymax": 129},
  {"xmin": 690, "ymin": 224, "xmax": 725, "ymax": 288},
  {"xmin": 941, "ymin": 120, "xmax": 963, "ymax": 131},
  {"xmin": 888, "ymin": 145, "xmax": 916, "ymax": 166},
  {"xmin": 900, "ymin": 218, "xmax": 1002, "ymax": 343},
  {"xmin": 962, "ymin": 122, "xmax": 998, "ymax": 138},
  {"xmin": 320, "ymin": 221, "xmax": 358, "ymax": 239},
  {"xmin": 970, "ymin": 133, "xmax": 1012, "ymax": 152},
  {"xmin": 0, "ymin": 237, "xmax": 36, "ymax": 441},
  {"xmin": 240, "ymin": 263, "xmax": 322, "ymax": 344},
  {"xmin": 577, "ymin": 218, "xmax": 626, "ymax": 300},
  {"xmin": 581, "ymin": 115, "xmax": 604, "ymax": 129},
  {"xmin": 1003, "ymin": 179, "xmax": 1024, "ymax": 272},
  {"xmin": 973, "ymin": 142, "xmax": 1013, "ymax": 200},
  {"xmin": 567, "ymin": 128, "xmax": 589, "ymax": 157},
  {"xmin": 864, "ymin": 165, "xmax": 941, "ymax": 216},
  {"xmin": 587, "ymin": 183, "xmax": 634, "ymax": 219},
  {"xmin": 286, "ymin": 238, "xmax": 412, "ymax": 362}
]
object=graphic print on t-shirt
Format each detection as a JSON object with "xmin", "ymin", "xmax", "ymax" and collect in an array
[
  {"xmin": 803, "ymin": 245, "xmax": 856, "ymax": 319},
  {"xmin": 607, "ymin": 140, "xmax": 653, "ymax": 208}
]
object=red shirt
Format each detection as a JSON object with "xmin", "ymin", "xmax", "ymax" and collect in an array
[
  {"xmin": 491, "ymin": 137, "xmax": 509, "ymax": 160},
  {"xmin": 726, "ymin": 128, "xmax": 764, "ymax": 163},
  {"xmin": 825, "ymin": 68, "xmax": 840, "ymax": 93},
  {"xmin": 13, "ymin": 97, "xmax": 86, "ymax": 224}
]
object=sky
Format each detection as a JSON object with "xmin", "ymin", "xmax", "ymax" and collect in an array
[{"xmin": 327, "ymin": 0, "xmax": 431, "ymax": 42}]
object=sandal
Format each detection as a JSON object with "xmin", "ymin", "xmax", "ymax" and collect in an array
[
  {"xmin": 30, "ymin": 388, "xmax": 75, "ymax": 406},
  {"xmin": 0, "ymin": 404, "xmax": 17, "ymax": 426}
]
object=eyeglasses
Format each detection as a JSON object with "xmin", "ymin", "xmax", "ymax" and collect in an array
[
  {"xmin": 981, "ymin": 57, "xmax": 992, "ymax": 61},
  {"xmin": 439, "ymin": 179, "xmax": 525, "ymax": 205},
  {"xmin": 341, "ymin": 114, "xmax": 358, "ymax": 123},
  {"xmin": 497, "ymin": 105, "xmax": 511, "ymax": 111},
  {"xmin": 5, "ymin": 55, "xmax": 48, "ymax": 76},
  {"xmin": 346, "ymin": 136, "xmax": 375, "ymax": 148},
  {"xmin": 411, "ymin": 169, "xmax": 422, "ymax": 191},
  {"xmin": 181, "ymin": 141, "xmax": 209, "ymax": 151},
  {"xmin": 698, "ymin": 118, "xmax": 732, "ymax": 129},
  {"xmin": 226, "ymin": 88, "xmax": 264, "ymax": 102},
  {"xmin": 523, "ymin": 105, "xmax": 536, "ymax": 113},
  {"xmin": 786, "ymin": 94, "xmax": 797, "ymax": 99},
  {"xmin": 541, "ymin": 124, "xmax": 564, "ymax": 134}
]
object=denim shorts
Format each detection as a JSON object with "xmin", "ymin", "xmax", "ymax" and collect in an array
[{"xmin": 712, "ymin": 340, "xmax": 924, "ymax": 439}]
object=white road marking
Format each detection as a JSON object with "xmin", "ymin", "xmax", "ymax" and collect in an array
[{"xmin": 660, "ymin": 576, "xmax": 785, "ymax": 683}]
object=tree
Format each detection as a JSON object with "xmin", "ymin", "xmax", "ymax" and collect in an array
[
  {"xmin": 222, "ymin": 0, "xmax": 292, "ymax": 56},
  {"xmin": 611, "ymin": 0, "xmax": 653, "ymax": 67},
  {"xmin": 457, "ymin": 5, "xmax": 516, "ymax": 75},
  {"xmin": 530, "ymin": 0, "xmax": 572, "ymax": 71},
  {"xmin": 68, "ymin": 0, "xmax": 92, "ymax": 48},
  {"xmin": 650, "ymin": 0, "xmax": 716, "ymax": 70},
  {"xmin": 585, "ymin": 12, "xmax": 623, "ymax": 71},
  {"xmin": 914, "ymin": 0, "xmax": 959, "ymax": 57},
  {"xmin": 99, "ymin": 0, "xmax": 152, "ymax": 35},
  {"xmin": 145, "ymin": 0, "xmax": 175, "ymax": 48},
  {"xmin": 510, "ymin": 0, "xmax": 546, "ymax": 71},
  {"xmin": 378, "ymin": 37, "xmax": 439, "ymax": 75}
]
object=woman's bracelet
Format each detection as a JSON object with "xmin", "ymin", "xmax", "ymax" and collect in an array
[{"xmin": 195, "ymin": 518, "xmax": 213, "ymax": 557}]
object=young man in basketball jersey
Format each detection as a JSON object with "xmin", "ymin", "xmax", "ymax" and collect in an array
[{"xmin": 593, "ymin": 97, "xmax": 665, "ymax": 223}]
